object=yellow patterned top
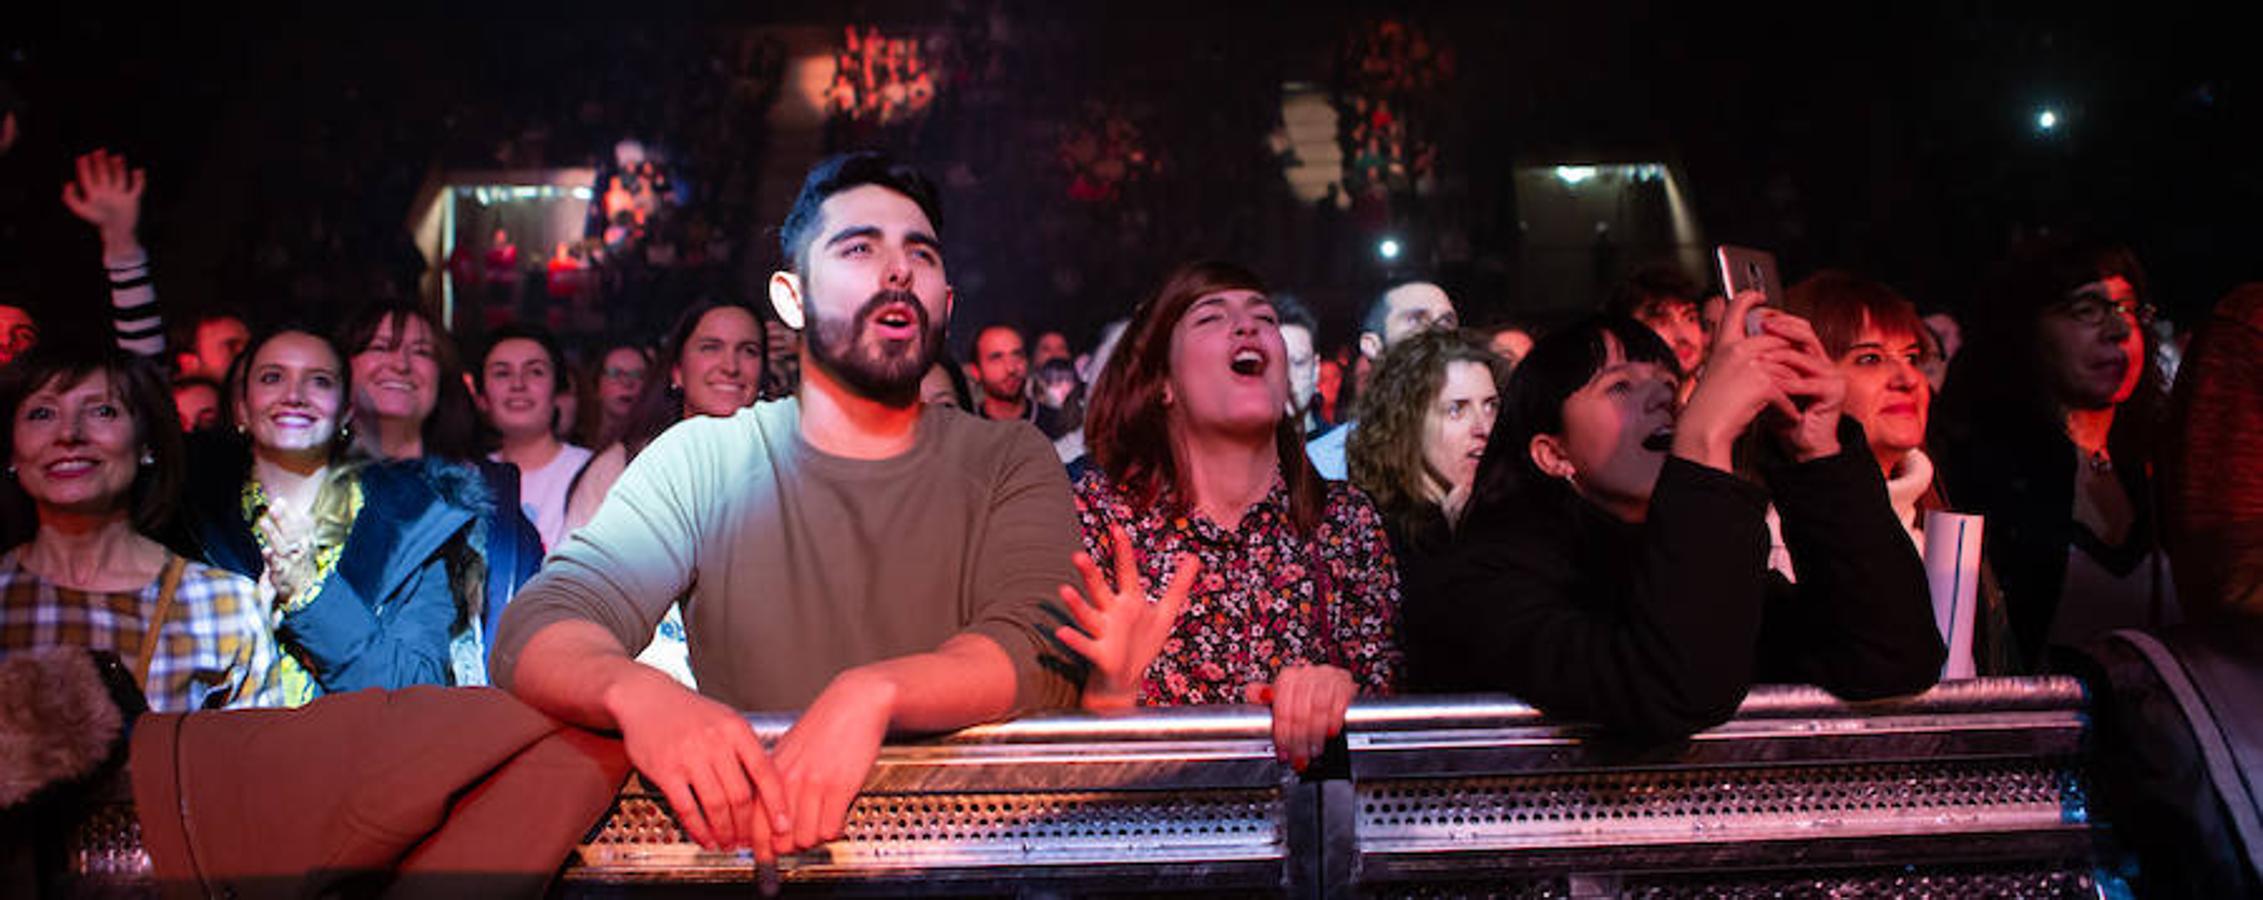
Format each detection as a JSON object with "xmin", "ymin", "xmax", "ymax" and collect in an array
[{"xmin": 241, "ymin": 472, "xmax": 364, "ymax": 706}]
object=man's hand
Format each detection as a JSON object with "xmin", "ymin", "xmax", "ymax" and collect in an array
[
  {"xmin": 1054, "ymin": 524, "xmax": 1202, "ymax": 710},
  {"xmin": 767, "ymin": 668, "xmax": 895, "ymax": 853},
  {"xmin": 1247, "ymin": 664, "xmax": 1356, "ymax": 771},
  {"xmin": 61, "ymin": 148, "xmax": 146, "ymax": 257},
  {"xmin": 604, "ymin": 668, "xmax": 790, "ymax": 856}
]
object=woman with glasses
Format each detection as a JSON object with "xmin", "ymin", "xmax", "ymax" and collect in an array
[
  {"xmin": 1931, "ymin": 235, "xmax": 2176, "ymax": 667},
  {"xmin": 577, "ymin": 342, "xmax": 652, "ymax": 450}
]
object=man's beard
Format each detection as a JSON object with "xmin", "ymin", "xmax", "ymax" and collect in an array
[{"xmin": 805, "ymin": 288, "xmax": 942, "ymax": 406}]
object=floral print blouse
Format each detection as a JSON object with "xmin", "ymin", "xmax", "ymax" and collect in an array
[{"xmin": 1070, "ymin": 467, "xmax": 1404, "ymax": 706}]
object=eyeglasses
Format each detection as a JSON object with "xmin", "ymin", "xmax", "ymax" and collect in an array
[
  {"xmin": 2056, "ymin": 292, "xmax": 2155, "ymax": 329},
  {"xmin": 601, "ymin": 367, "xmax": 646, "ymax": 384}
]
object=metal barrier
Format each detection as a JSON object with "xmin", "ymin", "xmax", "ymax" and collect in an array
[
  {"xmin": 1335, "ymin": 678, "xmax": 2103, "ymax": 898},
  {"xmin": 561, "ymin": 677, "xmax": 2109, "ymax": 897},
  {"xmin": 68, "ymin": 677, "xmax": 2110, "ymax": 897}
]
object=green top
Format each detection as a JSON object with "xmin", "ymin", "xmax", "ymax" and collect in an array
[{"xmin": 491, "ymin": 399, "xmax": 1084, "ymax": 714}]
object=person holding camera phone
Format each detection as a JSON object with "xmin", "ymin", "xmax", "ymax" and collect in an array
[{"xmin": 1401, "ymin": 292, "xmax": 1943, "ymax": 740}]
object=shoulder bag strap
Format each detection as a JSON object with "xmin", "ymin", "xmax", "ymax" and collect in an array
[{"xmin": 136, "ymin": 554, "xmax": 190, "ymax": 687}]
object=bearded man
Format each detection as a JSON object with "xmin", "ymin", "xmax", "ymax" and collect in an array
[{"xmin": 493, "ymin": 151, "xmax": 1082, "ymax": 861}]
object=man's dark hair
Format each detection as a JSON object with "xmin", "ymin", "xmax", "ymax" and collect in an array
[
  {"xmin": 970, "ymin": 322, "xmax": 1023, "ymax": 361},
  {"xmin": 1361, "ymin": 278, "xmax": 1437, "ymax": 337},
  {"xmin": 1607, "ymin": 263, "xmax": 1702, "ymax": 318},
  {"xmin": 1272, "ymin": 293, "xmax": 1319, "ymax": 337},
  {"xmin": 778, "ymin": 151, "xmax": 944, "ymax": 273}
]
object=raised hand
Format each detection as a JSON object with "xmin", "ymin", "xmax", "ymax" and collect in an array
[
  {"xmin": 1246, "ymin": 663, "xmax": 1356, "ymax": 771},
  {"xmin": 1673, "ymin": 290, "xmax": 1796, "ymax": 472},
  {"xmin": 1749, "ymin": 313, "xmax": 1846, "ymax": 462},
  {"xmin": 61, "ymin": 149, "xmax": 146, "ymax": 256},
  {"xmin": 1054, "ymin": 523, "xmax": 1203, "ymax": 711}
]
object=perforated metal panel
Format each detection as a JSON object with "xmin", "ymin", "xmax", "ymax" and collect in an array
[
  {"xmin": 576, "ymin": 782, "xmax": 1285, "ymax": 873},
  {"xmin": 1620, "ymin": 861, "xmax": 2103, "ymax": 898},
  {"xmin": 1357, "ymin": 757, "xmax": 2084, "ymax": 851},
  {"xmin": 1367, "ymin": 862, "xmax": 2101, "ymax": 899},
  {"xmin": 69, "ymin": 800, "xmax": 150, "ymax": 881},
  {"xmin": 1370, "ymin": 878, "xmax": 1571, "ymax": 899}
]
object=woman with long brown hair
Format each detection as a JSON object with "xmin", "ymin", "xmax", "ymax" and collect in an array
[{"xmin": 1054, "ymin": 260, "xmax": 1402, "ymax": 770}]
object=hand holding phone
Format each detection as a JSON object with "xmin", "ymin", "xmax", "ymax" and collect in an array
[{"xmin": 1714, "ymin": 245, "xmax": 1784, "ymax": 337}]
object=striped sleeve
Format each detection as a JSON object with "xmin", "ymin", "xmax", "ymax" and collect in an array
[{"xmin": 106, "ymin": 248, "xmax": 166, "ymax": 359}]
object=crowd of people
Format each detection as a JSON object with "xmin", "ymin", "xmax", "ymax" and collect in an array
[{"xmin": 1, "ymin": 144, "xmax": 2257, "ymax": 877}]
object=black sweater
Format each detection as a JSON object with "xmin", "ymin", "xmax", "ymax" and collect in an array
[{"xmin": 1403, "ymin": 432, "xmax": 1945, "ymax": 740}]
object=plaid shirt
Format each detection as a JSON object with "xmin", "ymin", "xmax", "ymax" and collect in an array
[{"xmin": 0, "ymin": 548, "xmax": 288, "ymax": 712}]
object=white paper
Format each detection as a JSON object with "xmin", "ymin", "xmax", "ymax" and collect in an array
[{"xmin": 1923, "ymin": 511, "xmax": 1984, "ymax": 680}]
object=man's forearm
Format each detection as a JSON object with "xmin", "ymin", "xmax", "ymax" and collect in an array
[
  {"xmin": 506, "ymin": 619, "xmax": 680, "ymax": 732},
  {"xmin": 839, "ymin": 633, "xmax": 1020, "ymax": 734}
]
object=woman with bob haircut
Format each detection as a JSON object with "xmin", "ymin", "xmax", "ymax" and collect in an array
[
  {"xmin": 1348, "ymin": 327, "xmax": 1511, "ymax": 560},
  {"xmin": 1784, "ymin": 270, "xmax": 2018, "ymax": 673},
  {"xmin": 1404, "ymin": 293, "xmax": 1942, "ymax": 741},
  {"xmin": 0, "ymin": 345, "xmax": 284, "ymax": 711},
  {"xmin": 1054, "ymin": 260, "xmax": 1402, "ymax": 770}
]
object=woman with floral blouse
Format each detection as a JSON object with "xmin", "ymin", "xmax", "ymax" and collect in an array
[{"xmin": 1055, "ymin": 260, "xmax": 1402, "ymax": 770}]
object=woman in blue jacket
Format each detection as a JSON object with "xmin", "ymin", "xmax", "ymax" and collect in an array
[{"xmin": 170, "ymin": 326, "xmax": 511, "ymax": 700}]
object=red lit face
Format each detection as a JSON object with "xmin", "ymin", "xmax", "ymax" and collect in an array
[
  {"xmin": 1833, "ymin": 317, "xmax": 1931, "ymax": 471},
  {"xmin": 173, "ymin": 382, "xmax": 221, "ymax": 433},
  {"xmin": 1634, "ymin": 298, "xmax": 1708, "ymax": 375},
  {"xmin": 0, "ymin": 305, "xmax": 38, "ymax": 366},
  {"xmin": 2037, "ymin": 275, "xmax": 2144, "ymax": 411}
]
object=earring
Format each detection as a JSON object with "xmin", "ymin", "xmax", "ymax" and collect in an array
[{"xmin": 140, "ymin": 450, "xmax": 155, "ymax": 467}]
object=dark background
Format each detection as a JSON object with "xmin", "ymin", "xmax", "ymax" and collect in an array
[{"xmin": 2, "ymin": 1, "xmax": 2254, "ymax": 355}]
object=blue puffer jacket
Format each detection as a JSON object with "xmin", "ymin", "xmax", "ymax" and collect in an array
[{"xmin": 172, "ymin": 438, "xmax": 541, "ymax": 692}]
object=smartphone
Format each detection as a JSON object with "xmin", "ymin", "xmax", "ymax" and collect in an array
[{"xmin": 1714, "ymin": 245, "xmax": 1784, "ymax": 336}]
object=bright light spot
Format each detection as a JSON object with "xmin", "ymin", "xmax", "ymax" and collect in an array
[
  {"xmin": 2037, "ymin": 109, "xmax": 2059, "ymax": 131},
  {"xmin": 1555, "ymin": 165, "xmax": 1597, "ymax": 186},
  {"xmin": 1378, "ymin": 238, "xmax": 1402, "ymax": 260}
]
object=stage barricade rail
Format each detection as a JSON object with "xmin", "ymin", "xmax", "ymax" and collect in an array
[{"xmin": 70, "ymin": 676, "xmax": 2112, "ymax": 897}]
